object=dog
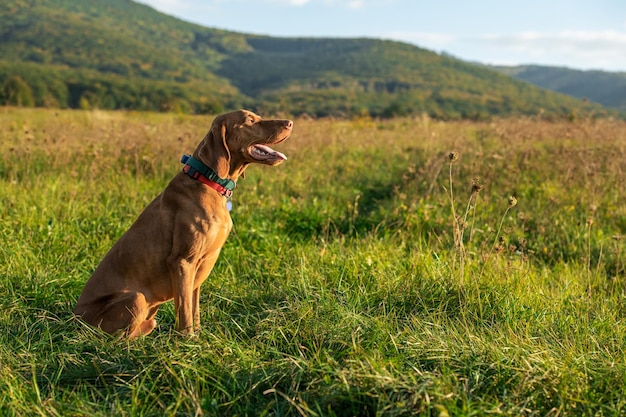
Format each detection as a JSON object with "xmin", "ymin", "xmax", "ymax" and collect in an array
[{"xmin": 74, "ymin": 110, "xmax": 293, "ymax": 337}]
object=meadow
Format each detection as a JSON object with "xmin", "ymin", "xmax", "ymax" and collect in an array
[{"xmin": 0, "ymin": 107, "xmax": 625, "ymax": 416}]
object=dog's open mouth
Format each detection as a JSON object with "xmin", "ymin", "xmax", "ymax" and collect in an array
[{"xmin": 248, "ymin": 144, "xmax": 287, "ymax": 163}]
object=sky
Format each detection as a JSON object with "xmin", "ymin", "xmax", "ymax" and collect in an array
[{"xmin": 134, "ymin": 0, "xmax": 626, "ymax": 72}]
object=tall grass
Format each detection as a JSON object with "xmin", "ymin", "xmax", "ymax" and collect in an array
[{"xmin": 1, "ymin": 107, "xmax": 625, "ymax": 415}]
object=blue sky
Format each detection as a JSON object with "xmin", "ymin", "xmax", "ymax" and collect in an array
[{"xmin": 135, "ymin": 0, "xmax": 626, "ymax": 72}]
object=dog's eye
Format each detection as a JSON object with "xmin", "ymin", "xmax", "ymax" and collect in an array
[{"xmin": 247, "ymin": 117, "xmax": 255, "ymax": 125}]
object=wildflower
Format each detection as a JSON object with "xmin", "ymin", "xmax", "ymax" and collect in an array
[
  {"xmin": 448, "ymin": 151, "xmax": 459, "ymax": 163},
  {"xmin": 508, "ymin": 195, "xmax": 518, "ymax": 208}
]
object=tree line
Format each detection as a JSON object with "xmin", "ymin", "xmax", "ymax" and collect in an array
[{"xmin": 0, "ymin": 63, "xmax": 235, "ymax": 114}]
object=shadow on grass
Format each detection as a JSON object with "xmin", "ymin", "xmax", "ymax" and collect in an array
[
  {"xmin": 281, "ymin": 176, "xmax": 401, "ymax": 240},
  {"xmin": 20, "ymin": 269, "xmax": 465, "ymax": 415}
]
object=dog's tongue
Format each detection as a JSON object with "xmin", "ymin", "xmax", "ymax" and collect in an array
[{"xmin": 251, "ymin": 144, "xmax": 287, "ymax": 162}]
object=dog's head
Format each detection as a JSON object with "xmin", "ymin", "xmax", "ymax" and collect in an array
[{"xmin": 195, "ymin": 109, "xmax": 293, "ymax": 178}]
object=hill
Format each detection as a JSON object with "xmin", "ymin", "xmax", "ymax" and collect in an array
[
  {"xmin": 493, "ymin": 65, "xmax": 626, "ymax": 112},
  {"xmin": 0, "ymin": 0, "xmax": 612, "ymax": 119}
]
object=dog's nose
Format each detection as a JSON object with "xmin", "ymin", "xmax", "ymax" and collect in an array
[{"xmin": 285, "ymin": 120, "xmax": 293, "ymax": 129}]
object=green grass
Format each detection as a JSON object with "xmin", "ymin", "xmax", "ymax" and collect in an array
[{"xmin": 1, "ymin": 107, "xmax": 625, "ymax": 416}]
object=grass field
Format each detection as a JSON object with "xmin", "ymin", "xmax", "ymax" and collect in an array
[{"xmin": 1, "ymin": 107, "xmax": 625, "ymax": 416}]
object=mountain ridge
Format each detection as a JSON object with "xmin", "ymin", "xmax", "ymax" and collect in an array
[
  {"xmin": 0, "ymin": 0, "xmax": 615, "ymax": 118},
  {"xmin": 492, "ymin": 65, "xmax": 626, "ymax": 111}
]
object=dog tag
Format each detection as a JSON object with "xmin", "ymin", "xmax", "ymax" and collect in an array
[{"xmin": 227, "ymin": 200, "xmax": 232, "ymax": 212}]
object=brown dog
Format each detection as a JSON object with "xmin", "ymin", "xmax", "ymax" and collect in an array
[{"xmin": 74, "ymin": 110, "xmax": 293, "ymax": 337}]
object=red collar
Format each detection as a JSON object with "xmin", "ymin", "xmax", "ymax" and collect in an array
[{"xmin": 182, "ymin": 164, "xmax": 233, "ymax": 198}]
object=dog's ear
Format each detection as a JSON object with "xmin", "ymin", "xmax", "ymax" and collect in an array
[{"xmin": 197, "ymin": 120, "xmax": 231, "ymax": 178}]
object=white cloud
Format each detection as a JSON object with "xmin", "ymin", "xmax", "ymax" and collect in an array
[
  {"xmin": 382, "ymin": 30, "xmax": 626, "ymax": 71},
  {"xmin": 478, "ymin": 30, "xmax": 626, "ymax": 49},
  {"xmin": 474, "ymin": 30, "xmax": 626, "ymax": 70},
  {"xmin": 347, "ymin": 0, "xmax": 365, "ymax": 8}
]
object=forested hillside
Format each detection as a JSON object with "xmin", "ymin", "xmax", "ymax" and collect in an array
[
  {"xmin": 0, "ymin": 0, "xmax": 245, "ymax": 112},
  {"xmin": 494, "ymin": 65, "xmax": 626, "ymax": 111},
  {"xmin": 0, "ymin": 0, "xmax": 612, "ymax": 118}
]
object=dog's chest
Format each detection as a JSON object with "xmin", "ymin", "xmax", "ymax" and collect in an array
[{"xmin": 191, "ymin": 215, "xmax": 231, "ymax": 286}]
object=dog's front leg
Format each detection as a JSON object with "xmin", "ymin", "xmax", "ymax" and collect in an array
[
  {"xmin": 193, "ymin": 287, "xmax": 201, "ymax": 331},
  {"xmin": 169, "ymin": 258, "xmax": 196, "ymax": 335}
]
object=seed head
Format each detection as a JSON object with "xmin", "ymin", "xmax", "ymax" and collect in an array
[
  {"xmin": 471, "ymin": 178, "xmax": 483, "ymax": 195},
  {"xmin": 508, "ymin": 195, "xmax": 518, "ymax": 208},
  {"xmin": 448, "ymin": 151, "xmax": 459, "ymax": 163}
]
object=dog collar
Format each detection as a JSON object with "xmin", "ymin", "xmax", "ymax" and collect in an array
[{"xmin": 181, "ymin": 154, "xmax": 236, "ymax": 198}]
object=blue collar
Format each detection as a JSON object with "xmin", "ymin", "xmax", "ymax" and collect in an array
[{"xmin": 180, "ymin": 154, "xmax": 236, "ymax": 193}]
